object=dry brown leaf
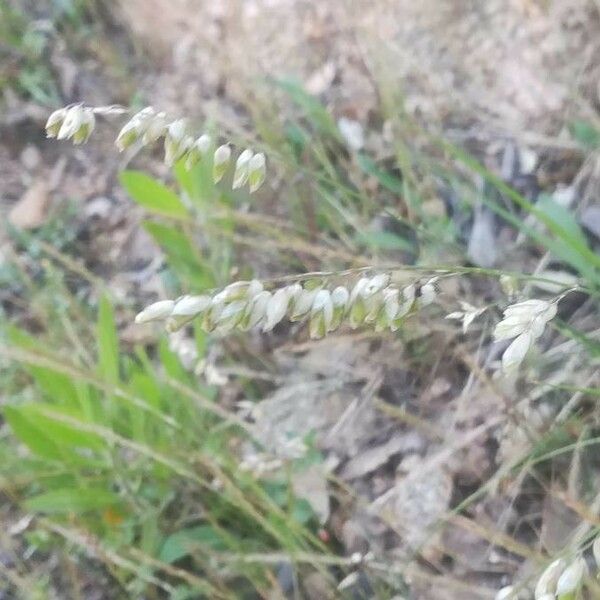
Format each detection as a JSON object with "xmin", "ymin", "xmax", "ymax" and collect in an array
[{"xmin": 9, "ymin": 179, "xmax": 52, "ymax": 230}]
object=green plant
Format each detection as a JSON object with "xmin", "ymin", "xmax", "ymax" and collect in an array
[{"xmin": 1, "ymin": 81, "xmax": 599, "ymax": 599}]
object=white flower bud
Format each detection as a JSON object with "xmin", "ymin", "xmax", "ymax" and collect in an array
[
  {"xmin": 504, "ymin": 299, "xmax": 552, "ymax": 319},
  {"xmin": 349, "ymin": 277, "xmax": 369, "ymax": 329},
  {"xmin": 57, "ymin": 105, "xmax": 83, "ymax": 140},
  {"xmin": 494, "ymin": 315, "xmax": 531, "ymax": 341},
  {"xmin": 364, "ymin": 290, "xmax": 385, "ymax": 324},
  {"xmin": 535, "ymin": 558, "xmax": 565, "ymax": 598},
  {"xmin": 290, "ymin": 287, "xmax": 318, "ymax": 321},
  {"xmin": 220, "ymin": 280, "xmax": 264, "ymax": 302},
  {"xmin": 556, "ymin": 557, "xmax": 586, "ymax": 596},
  {"xmin": 396, "ymin": 284, "xmax": 416, "ymax": 319},
  {"xmin": 247, "ymin": 279, "xmax": 264, "ymax": 298},
  {"xmin": 164, "ymin": 119, "xmax": 191, "ymax": 166},
  {"xmin": 309, "ymin": 289, "xmax": 333, "ymax": 339},
  {"xmin": 72, "ymin": 108, "xmax": 95, "ymax": 144},
  {"xmin": 116, "ymin": 107, "xmax": 156, "ymax": 151},
  {"xmin": 232, "ymin": 149, "xmax": 254, "ymax": 189},
  {"xmin": 494, "ymin": 299, "xmax": 557, "ymax": 372},
  {"xmin": 57, "ymin": 105, "xmax": 94, "ymax": 143},
  {"xmin": 331, "ymin": 286, "xmax": 349, "ymax": 308},
  {"xmin": 167, "ymin": 118, "xmax": 186, "ymax": 142},
  {"xmin": 142, "ymin": 110, "xmax": 168, "ymax": 144},
  {"xmin": 285, "ymin": 283, "xmax": 303, "ymax": 304},
  {"xmin": 135, "ymin": 300, "xmax": 175, "ymax": 323},
  {"xmin": 418, "ymin": 280, "xmax": 437, "ymax": 307},
  {"xmin": 215, "ymin": 300, "xmax": 247, "ymax": 332},
  {"xmin": 171, "ymin": 295, "xmax": 212, "ymax": 317},
  {"xmin": 330, "ymin": 286, "xmax": 349, "ymax": 330},
  {"xmin": 115, "ymin": 119, "xmax": 140, "ymax": 151},
  {"xmin": 213, "ymin": 145, "xmax": 231, "ymax": 183},
  {"xmin": 502, "ymin": 331, "xmax": 534, "ymax": 371},
  {"xmin": 263, "ymin": 287, "xmax": 291, "ymax": 331},
  {"xmin": 185, "ymin": 134, "xmax": 212, "ymax": 170},
  {"xmin": 248, "ymin": 153, "xmax": 266, "ymax": 192},
  {"xmin": 240, "ymin": 290, "xmax": 271, "ymax": 330},
  {"xmin": 362, "ymin": 274, "xmax": 390, "ymax": 298},
  {"xmin": 360, "ymin": 276, "xmax": 388, "ymax": 324},
  {"xmin": 202, "ymin": 295, "xmax": 227, "ymax": 332},
  {"xmin": 374, "ymin": 287, "xmax": 400, "ymax": 331},
  {"xmin": 196, "ymin": 133, "xmax": 212, "ymax": 155},
  {"xmin": 45, "ymin": 107, "xmax": 68, "ymax": 138}
]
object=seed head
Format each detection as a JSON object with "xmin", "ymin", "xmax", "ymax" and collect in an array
[
  {"xmin": 135, "ymin": 300, "xmax": 175, "ymax": 324},
  {"xmin": 213, "ymin": 145, "xmax": 232, "ymax": 183},
  {"xmin": 535, "ymin": 558, "xmax": 565, "ymax": 598},
  {"xmin": 185, "ymin": 134, "xmax": 212, "ymax": 170},
  {"xmin": 232, "ymin": 149, "xmax": 254, "ymax": 189},
  {"xmin": 248, "ymin": 153, "xmax": 266, "ymax": 192},
  {"xmin": 45, "ymin": 107, "xmax": 69, "ymax": 138}
]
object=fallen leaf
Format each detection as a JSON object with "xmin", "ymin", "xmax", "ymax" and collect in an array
[{"xmin": 9, "ymin": 180, "xmax": 51, "ymax": 230}]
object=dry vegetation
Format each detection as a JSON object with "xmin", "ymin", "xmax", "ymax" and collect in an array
[{"xmin": 1, "ymin": 1, "xmax": 600, "ymax": 599}]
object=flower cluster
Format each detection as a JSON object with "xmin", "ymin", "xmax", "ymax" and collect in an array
[
  {"xmin": 493, "ymin": 299, "xmax": 557, "ymax": 372},
  {"xmin": 134, "ymin": 274, "xmax": 438, "ymax": 338},
  {"xmin": 45, "ymin": 104, "xmax": 96, "ymax": 145},
  {"xmin": 46, "ymin": 104, "xmax": 266, "ymax": 191},
  {"xmin": 496, "ymin": 542, "xmax": 597, "ymax": 599}
]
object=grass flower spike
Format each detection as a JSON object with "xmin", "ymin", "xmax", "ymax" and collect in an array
[
  {"xmin": 51, "ymin": 105, "xmax": 95, "ymax": 144},
  {"xmin": 134, "ymin": 273, "xmax": 437, "ymax": 338},
  {"xmin": 494, "ymin": 299, "xmax": 557, "ymax": 371},
  {"xmin": 47, "ymin": 104, "xmax": 267, "ymax": 192}
]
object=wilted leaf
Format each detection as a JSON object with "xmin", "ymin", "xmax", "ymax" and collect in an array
[{"xmin": 9, "ymin": 179, "xmax": 51, "ymax": 229}]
